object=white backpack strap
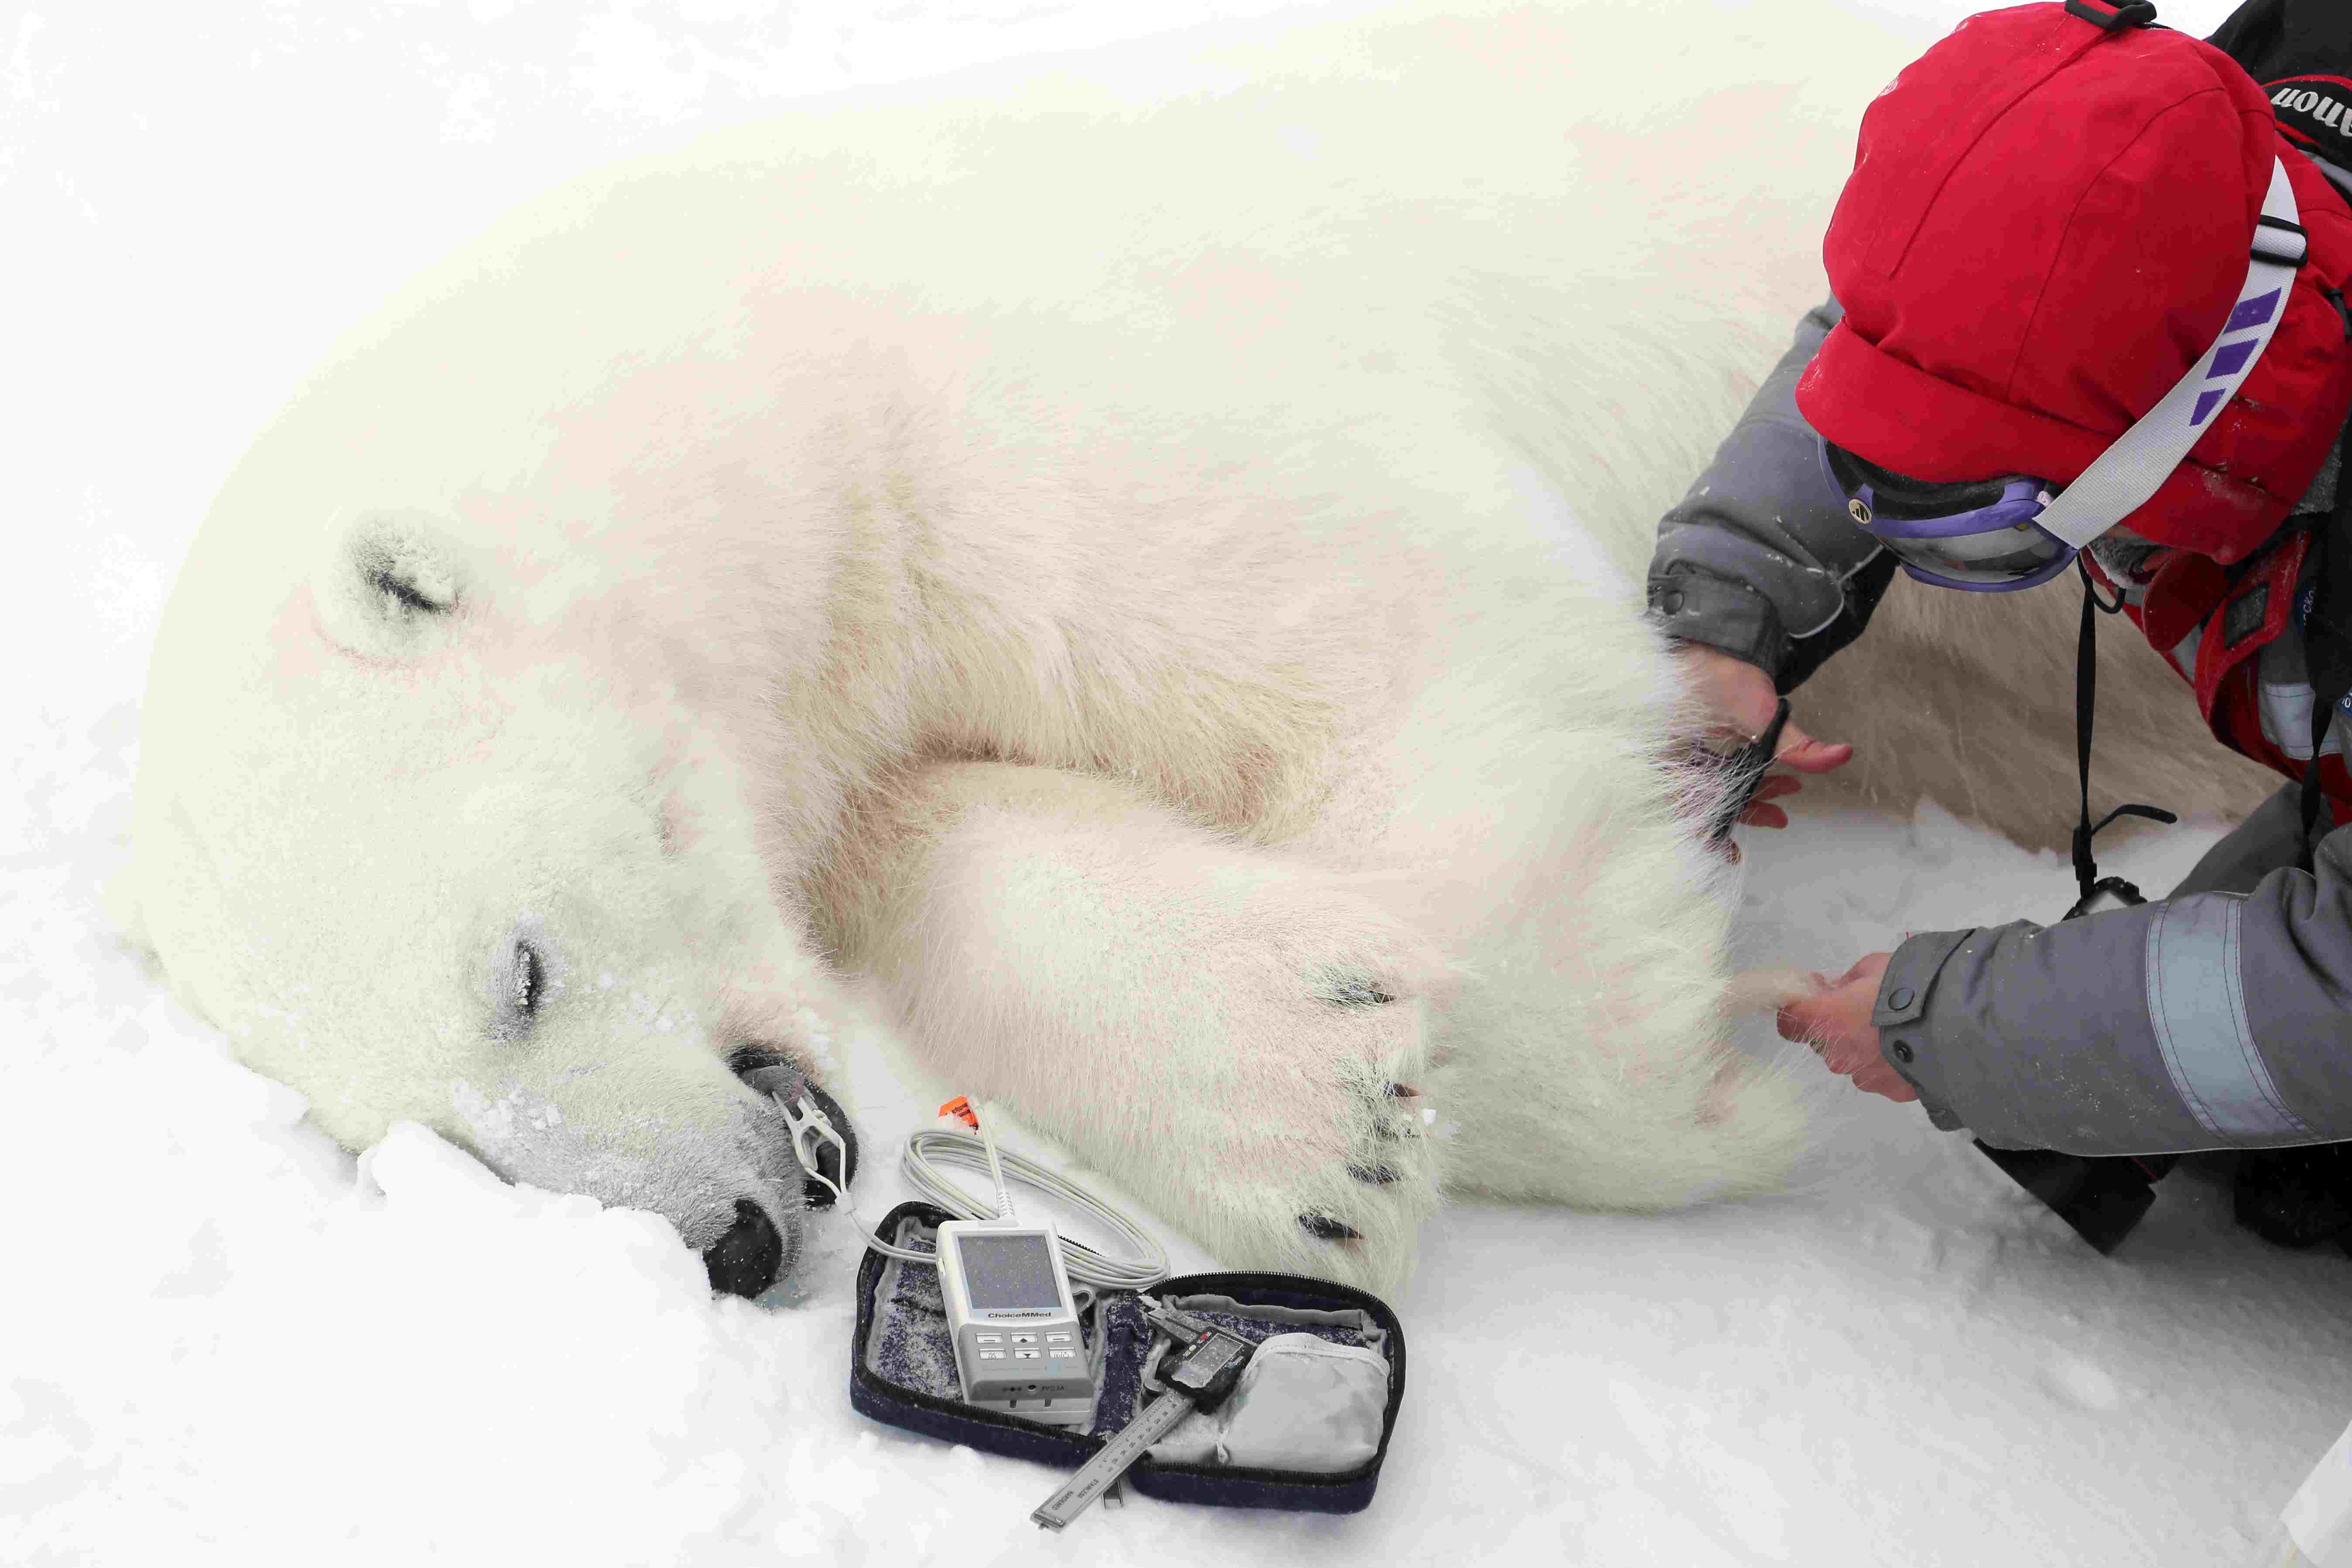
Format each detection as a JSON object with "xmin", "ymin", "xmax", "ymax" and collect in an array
[{"xmin": 2036, "ymin": 157, "xmax": 2306, "ymax": 550}]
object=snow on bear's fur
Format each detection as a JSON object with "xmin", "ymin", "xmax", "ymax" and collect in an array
[{"xmin": 123, "ymin": 0, "xmax": 2255, "ymax": 1295}]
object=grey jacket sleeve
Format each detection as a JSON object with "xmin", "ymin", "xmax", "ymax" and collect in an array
[
  {"xmin": 1874, "ymin": 810, "xmax": 2352, "ymax": 1156},
  {"xmin": 1647, "ymin": 299, "xmax": 1900, "ymax": 691}
]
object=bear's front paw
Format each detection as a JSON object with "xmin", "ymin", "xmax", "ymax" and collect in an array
[{"xmin": 1174, "ymin": 969, "xmax": 1444, "ymax": 1295}]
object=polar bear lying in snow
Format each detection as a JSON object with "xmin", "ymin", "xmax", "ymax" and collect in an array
[{"xmin": 125, "ymin": 0, "xmax": 2259, "ymax": 1297}]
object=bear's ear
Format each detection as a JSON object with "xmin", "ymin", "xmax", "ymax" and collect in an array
[{"xmin": 311, "ymin": 508, "xmax": 468, "ymax": 659}]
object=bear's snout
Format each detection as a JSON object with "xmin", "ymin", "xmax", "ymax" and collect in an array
[
  {"xmin": 697, "ymin": 1045, "xmax": 859, "ymax": 1297},
  {"xmin": 703, "ymin": 1198, "xmax": 794, "ymax": 1297}
]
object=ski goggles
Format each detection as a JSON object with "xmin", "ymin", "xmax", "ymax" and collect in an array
[
  {"xmin": 1820, "ymin": 442, "xmax": 2069, "ymax": 592},
  {"xmin": 1820, "ymin": 154, "xmax": 2307, "ymax": 594}
]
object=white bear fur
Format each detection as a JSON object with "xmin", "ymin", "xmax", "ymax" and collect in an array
[{"xmin": 128, "ymin": 0, "xmax": 2262, "ymax": 1293}]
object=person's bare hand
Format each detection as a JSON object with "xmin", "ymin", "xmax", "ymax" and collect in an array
[
  {"xmin": 1774, "ymin": 953, "xmax": 1917, "ymax": 1102},
  {"xmin": 1675, "ymin": 643, "xmax": 1854, "ymax": 804},
  {"xmin": 1674, "ymin": 644, "xmax": 1853, "ymax": 860}
]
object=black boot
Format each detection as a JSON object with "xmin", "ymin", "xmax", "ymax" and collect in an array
[
  {"xmin": 2235, "ymin": 1144, "xmax": 2352, "ymax": 1249},
  {"xmin": 1975, "ymin": 1143, "xmax": 2174, "ymax": 1255}
]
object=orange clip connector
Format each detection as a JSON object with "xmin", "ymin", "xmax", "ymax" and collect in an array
[{"xmin": 939, "ymin": 1096, "xmax": 979, "ymax": 1130}]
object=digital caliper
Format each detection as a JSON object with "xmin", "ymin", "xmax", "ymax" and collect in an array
[{"xmin": 1030, "ymin": 1304, "xmax": 1257, "ymax": 1530}]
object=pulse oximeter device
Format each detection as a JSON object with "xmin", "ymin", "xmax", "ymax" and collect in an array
[{"xmin": 934, "ymin": 1219, "xmax": 1096, "ymax": 1426}]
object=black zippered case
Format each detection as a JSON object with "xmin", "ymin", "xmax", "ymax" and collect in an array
[{"xmin": 848, "ymin": 1201, "xmax": 1407, "ymax": 1514}]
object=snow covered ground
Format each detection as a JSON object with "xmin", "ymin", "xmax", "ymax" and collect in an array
[{"xmin": 8, "ymin": 2, "xmax": 2345, "ymax": 1565}]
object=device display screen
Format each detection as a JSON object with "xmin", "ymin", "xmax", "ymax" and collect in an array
[{"xmin": 958, "ymin": 1232, "xmax": 1061, "ymax": 1311}]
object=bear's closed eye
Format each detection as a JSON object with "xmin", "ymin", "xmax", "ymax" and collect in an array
[
  {"xmin": 369, "ymin": 565, "xmax": 451, "ymax": 616},
  {"xmin": 510, "ymin": 941, "xmax": 544, "ymax": 1020}
]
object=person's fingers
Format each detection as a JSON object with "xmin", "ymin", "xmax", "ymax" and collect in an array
[
  {"xmin": 1779, "ymin": 958, "xmax": 1894, "ymax": 1073},
  {"xmin": 1727, "ymin": 762, "xmax": 1806, "ymax": 832},
  {"xmin": 1818, "ymin": 1033, "xmax": 1884, "ymax": 1077},
  {"xmin": 1773, "ymin": 726, "xmax": 1853, "ymax": 774},
  {"xmin": 1849, "ymin": 1061, "xmax": 1921, "ymax": 1103}
]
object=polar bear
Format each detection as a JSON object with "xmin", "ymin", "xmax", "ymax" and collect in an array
[{"xmin": 126, "ymin": 0, "xmax": 2256, "ymax": 1298}]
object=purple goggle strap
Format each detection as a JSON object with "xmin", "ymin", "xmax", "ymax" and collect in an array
[{"xmin": 1819, "ymin": 445, "xmax": 2076, "ymax": 592}]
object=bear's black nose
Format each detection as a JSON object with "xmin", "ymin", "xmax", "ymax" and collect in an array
[{"xmin": 703, "ymin": 1199, "xmax": 785, "ymax": 1297}]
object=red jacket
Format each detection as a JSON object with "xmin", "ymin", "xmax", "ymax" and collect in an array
[{"xmin": 2091, "ymin": 520, "xmax": 2352, "ymax": 815}]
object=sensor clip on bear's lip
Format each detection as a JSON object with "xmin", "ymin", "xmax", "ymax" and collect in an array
[{"xmin": 733, "ymin": 1054, "xmax": 858, "ymax": 1207}]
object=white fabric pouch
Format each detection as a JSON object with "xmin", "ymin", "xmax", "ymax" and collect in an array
[{"xmin": 1211, "ymin": 1332, "xmax": 1390, "ymax": 1473}]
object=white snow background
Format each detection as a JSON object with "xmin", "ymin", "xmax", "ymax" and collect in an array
[{"xmin": 7, "ymin": 1, "xmax": 2347, "ymax": 1564}]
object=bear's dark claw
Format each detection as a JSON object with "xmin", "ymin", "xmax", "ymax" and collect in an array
[{"xmin": 1298, "ymin": 1212, "xmax": 1362, "ymax": 1241}]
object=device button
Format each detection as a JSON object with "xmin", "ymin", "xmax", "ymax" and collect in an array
[
  {"xmin": 1010, "ymin": 1334, "xmax": 1038, "ymax": 1344},
  {"xmin": 1013, "ymin": 1349, "xmax": 1042, "ymax": 1360},
  {"xmin": 977, "ymin": 1350, "xmax": 1007, "ymax": 1360},
  {"xmin": 975, "ymin": 1334, "xmax": 1003, "ymax": 1344},
  {"xmin": 1048, "ymin": 1349, "xmax": 1077, "ymax": 1359},
  {"xmin": 1046, "ymin": 1332, "xmax": 1073, "ymax": 1344}
]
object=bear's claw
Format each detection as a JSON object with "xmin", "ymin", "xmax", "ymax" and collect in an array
[{"xmin": 1320, "ymin": 973, "xmax": 1397, "ymax": 1007}]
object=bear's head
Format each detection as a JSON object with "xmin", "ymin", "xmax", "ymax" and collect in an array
[{"xmin": 129, "ymin": 503, "xmax": 854, "ymax": 1296}]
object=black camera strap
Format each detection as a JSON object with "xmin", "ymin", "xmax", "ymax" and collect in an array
[
  {"xmin": 1993, "ymin": 555, "xmax": 2178, "ymax": 1255},
  {"xmin": 2064, "ymin": 555, "xmax": 2177, "ymax": 919}
]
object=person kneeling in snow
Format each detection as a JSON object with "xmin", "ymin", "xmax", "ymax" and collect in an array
[{"xmin": 1651, "ymin": 0, "xmax": 2352, "ymax": 1253}]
